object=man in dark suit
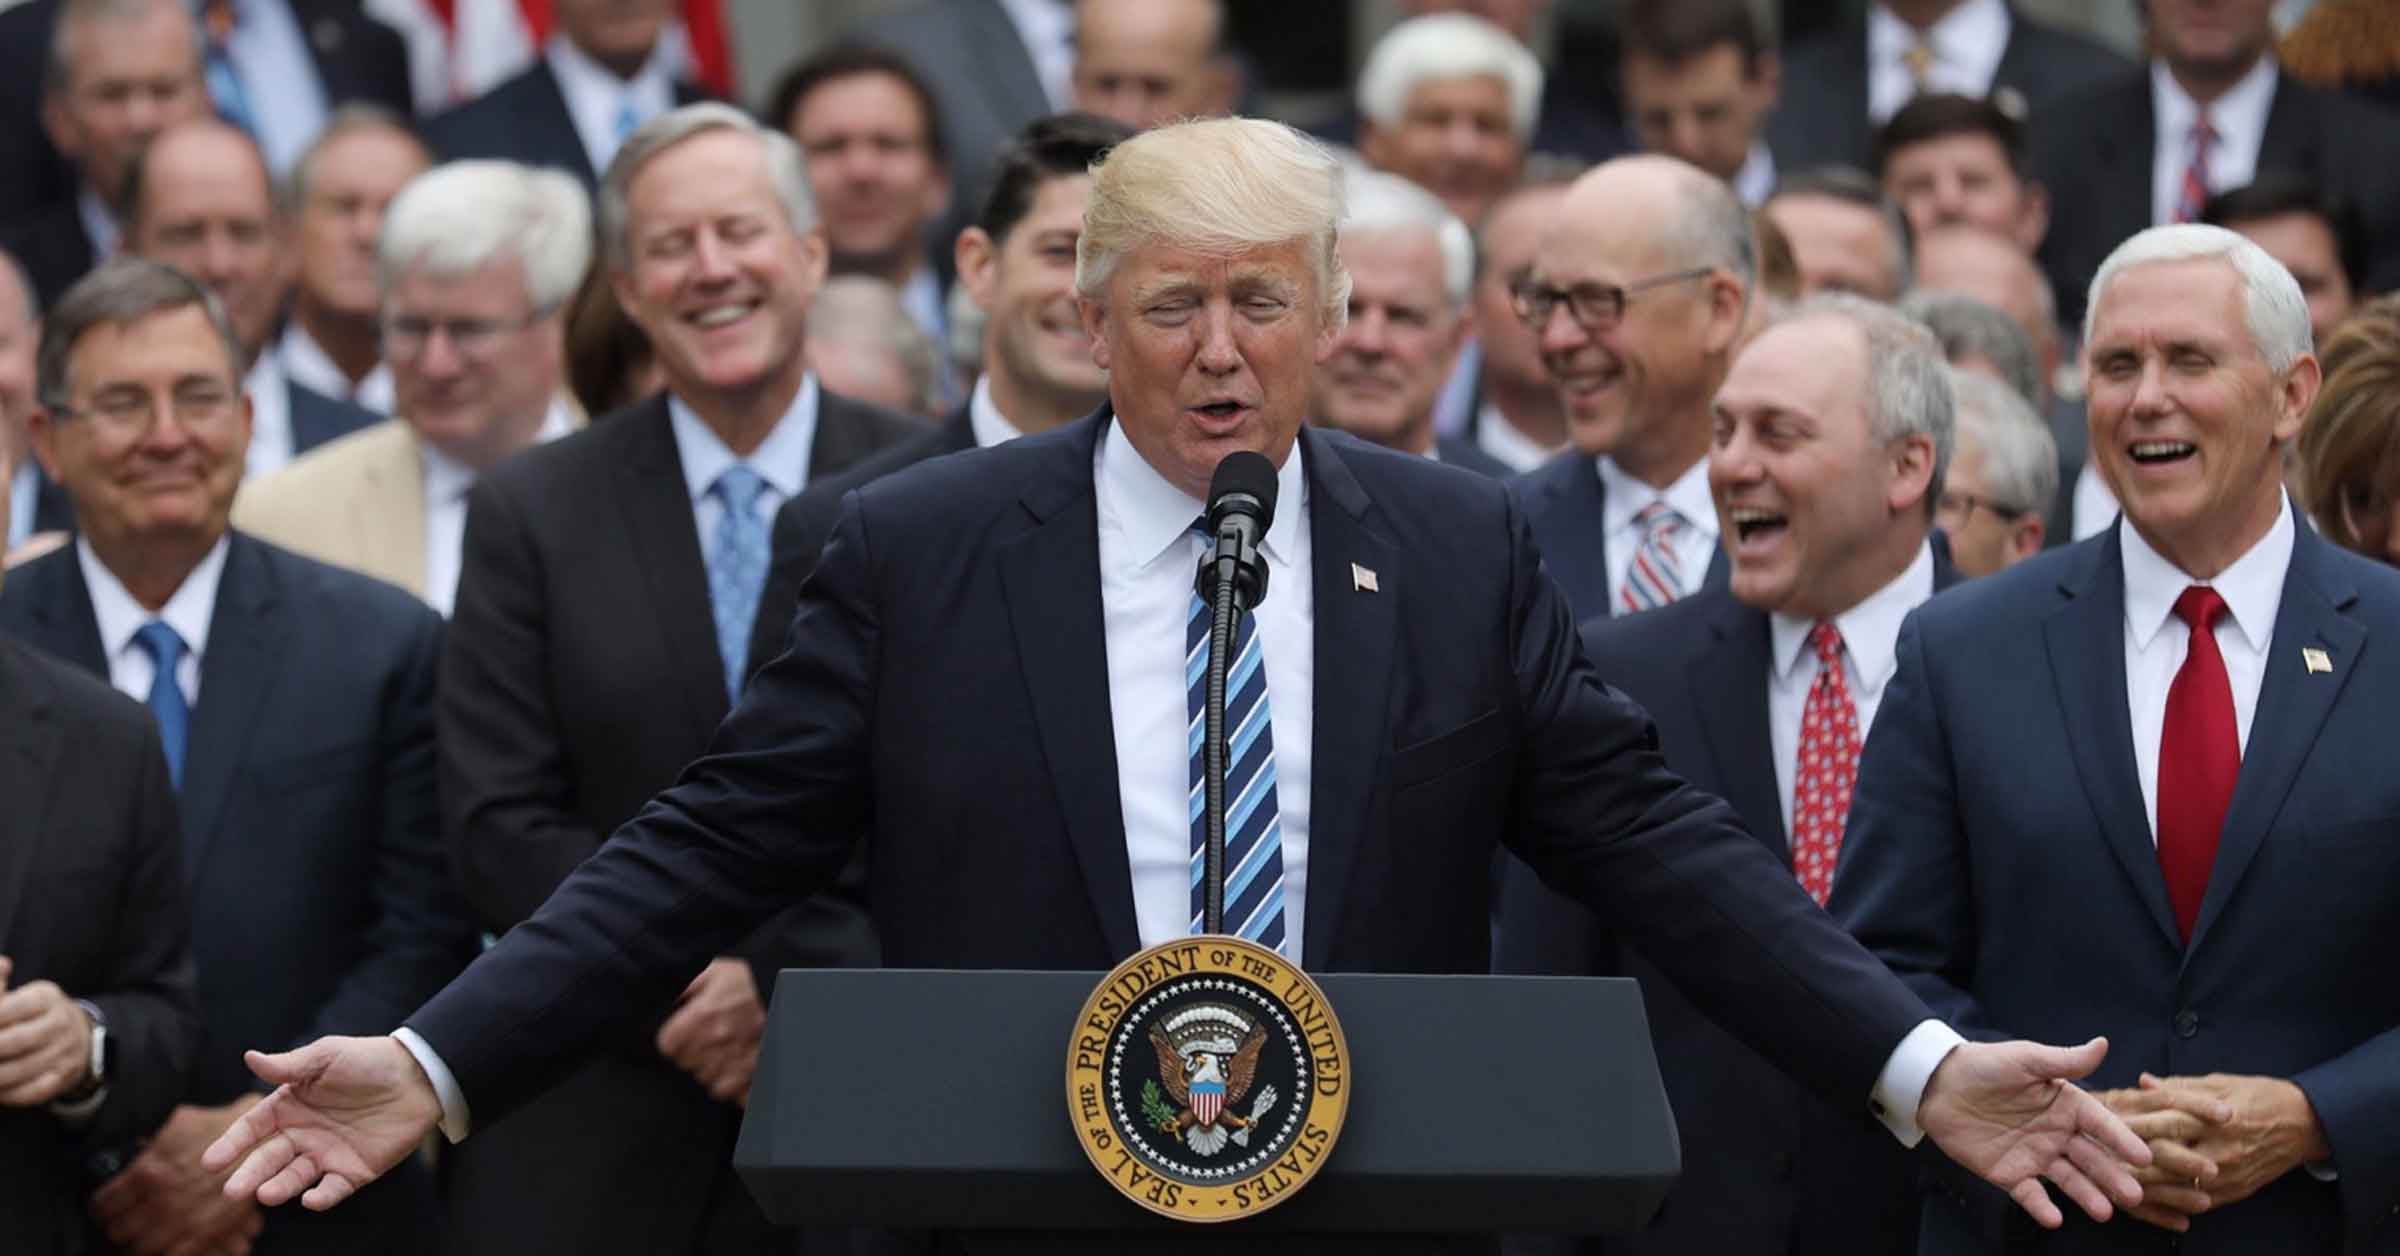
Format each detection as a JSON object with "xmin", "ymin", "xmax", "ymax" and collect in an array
[
  {"xmin": 1513, "ymin": 155, "xmax": 1747, "ymax": 620},
  {"xmin": 422, "ymin": 0, "xmax": 710, "ymax": 193},
  {"xmin": 0, "ymin": 440, "xmax": 200, "ymax": 1256},
  {"xmin": 1618, "ymin": 0, "xmax": 1782, "ymax": 206},
  {"xmin": 1835, "ymin": 223, "xmax": 2400, "ymax": 1252},
  {"xmin": 2032, "ymin": 0, "xmax": 2400, "ymax": 333},
  {"xmin": 275, "ymin": 108, "xmax": 433, "ymax": 414},
  {"xmin": 1502, "ymin": 296, "xmax": 1961, "ymax": 1255},
  {"xmin": 0, "ymin": 249, "xmax": 76, "ymax": 551},
  {"xmin": 1770, "ymin": 0, "xmax": 2127, "ymax": 177},
  {"xmin": 433, "ymin": 104, "xmax": 910, "ymax": 1256},
  {"xmin": 207, "ymin": 115, "xmax": 2159, "ymax": 1256},
  {"xmin": 2, "ymin": 258, "xmax": 475, "ymax": 1253}
]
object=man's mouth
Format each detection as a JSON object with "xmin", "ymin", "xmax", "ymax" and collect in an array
[
  {"xmin": 1727, "ymin": 505, "xmax": 1789, "ymax": 544},
  {"xmin": 688, "ymin": 301, "xmax": 758, "ymax": 330},
  {"xmin": 2128, "ymin": 440, "xmax": 2197, "ymax": 466}
]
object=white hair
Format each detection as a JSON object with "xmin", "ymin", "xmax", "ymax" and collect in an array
[
  {"xmin": 379, "ymin": 161, "xmax": 593, "ymax": 313},
  {"xmin": 1356, "ymin": 13, "xmax": 1543, "ymax": 141},
  {"xmin": 1340, "ymin": 169, "xmax": 1472, "ymax": 307},
  {"xmin": 1789, "ymin": 292, "xmax": 1956, "ymax": 515},
  {"xmin": 2087, "ymin": 223, "xmax": 2312, "ymax": 371},
  {"xmin": 1946, "ymin": 367, "xmax": 2057, "ymax": 518},
  {"xmin": 600, "ymin": 102, "xmax": 816, "ymax": 270}
]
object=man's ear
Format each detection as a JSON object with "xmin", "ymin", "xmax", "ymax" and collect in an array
[
  {"xmin": 1078, "ymin": 297, "xmax": 1110, "ymax": 370},
  {"xmin": 1888, "ymin": 432, "xmax": 1936, "ymax": 516},
  {"xmin": 955, "ymin": 227, "xmax": 998, "ymax": 315},
  {"xmin": 2017, "ymin": 179, "xmax": 2051, "ymax": 255}
]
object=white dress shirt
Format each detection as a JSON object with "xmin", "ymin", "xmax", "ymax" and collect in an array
[
  {"xmin": 9, "ymin": 460, "xmax": 40, "ymax": 549},
  {"xmin": 995, "ymin": 0, "xmax": 1075, "ymax": 109},
  {"xmin": 421, "ymin": 398, "xmax": 577, "ymax": 617},
  {"xmin": 1867, "ymin": 0, "xmax": 2011, "ymax": 124},
  {"xmin": 79, "ymin": 535, "xmax": 228, "ymax": 707},
  {"xmin": 1732, "ymin": 140, "xmax": 1778, "ymax": 208},
  {"xmin": 967, "ymin": 375, "xmax": 1024, "ymax": 449},
  {"xmin": 1596, "ymin": 454, "xmax": 1721, "ymax": 616},
  {"xmin": 668, "ymin": 375, "xmax": 821, "ymax": 550},
  {"xmin": 2150, "ymin": 56, "xmax": 2280, "ymax": 227},
  {"xmin": 1767, "ymin": 541, "xmax": 1935, "ymax": 835},
  {"xmin": 2122, "ymin": 498, "xmax": 2290, "ymax": 838},
  {"xmin": 221, "ymin": 0, "xmax": 330, "ymax": 174},
  {"xmin": 546, "ymin": 34, "xmax": 676, "ymax": 180},
  {"xmin": 2072, "ymin": 461, "xmax": 2119, "ymax": 542},
  {"xmin": 1472, "ymin": 403, "xmax": 1556, "ymax": 473},
  {"xmin": 77, "ymin": 185, "xmax": 119, "ymax": 263},
  {"xmin": 242, "ymin": 351, "xmax": 295, "ymax": 480},
  {"xmin": 279, "ymin": 323, "xmax": 394, "ymax": 415},
  {"xmin": 1431, "ymin": 339, "xmax": 1480, "ymax": 439}
]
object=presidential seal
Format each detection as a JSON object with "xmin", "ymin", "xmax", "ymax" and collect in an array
[{"xmin": 1066, "ymin": 936, "xmax": 1350, "ymax": 1222}]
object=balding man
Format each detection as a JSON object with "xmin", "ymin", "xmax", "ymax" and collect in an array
[
  {"xmin": 122, "ymin": 120, "xmax": 379, "ymax": 479},
  {"xmin": 1072, "ymin": 0, "xmax": 1233, "ymax": 132},
  {"xmin": 277, "ymin": 108, "xmax": 434, "ymax": 413}
]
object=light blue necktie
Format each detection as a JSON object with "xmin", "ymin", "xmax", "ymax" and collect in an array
[
  {"xmin": 134, "ymin": 621, "xmax": 190, "ymax": 790},
  {"xmin": 200, "ymin": 0, "xmax": 256, "ymax": 137},
  {"xmin": 1187, "ymin": 525, "xmax": 1287, "ymax": 954},
  {"xmin": 614, "ymin": 99, "xmax": 643, "ymax": 144},
  {"xmin": 706, "ymin": 465, "xmax": 771, "ymax": 702}
]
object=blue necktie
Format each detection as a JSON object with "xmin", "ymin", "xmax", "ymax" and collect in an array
[
  {"xmin": 613, "ymin": 99, "xmax": 642, "ymax": 144},
  {"xmin": 1187, "ymin": 526, "xmax": 1287, "ymax": 954},
  {"xmin": 134, "ymin": 621, "xmax": 190, "ymax": 790},
  {"xmin": 707, "ymin": 465, "xmax": 771, "ymax": 702},
  {"xmin": 200, "ymin": 0, "xmax": 256, "ymax": 137}
]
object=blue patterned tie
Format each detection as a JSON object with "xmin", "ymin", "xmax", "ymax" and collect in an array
[
  {"xmin": 134, "ymin": 621, "xmax": 190, "ymax": 790},
  {"xmin": 1187, "ymin": 526, "xmax": 1287, "ymax": 954},
  {"xmin": 706, "ymin": 465, "xmax": 771, "ymax": 702}
]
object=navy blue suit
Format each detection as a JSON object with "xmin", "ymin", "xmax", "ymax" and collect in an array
[
  {"xmin": 1832, "ymin": 524, "xmax": 2400, "ymax": 1253},
  {"xmin": 422, "ymin": 61, "xmax": 711, "ymax": 193},
  {"xmin": 1507, "ymin": 451, "xmax": 1729, "ymax": 622},
  {"xmin": 401, "ymin": 414, "xmax": 1938, "ymax": 1252},
  {"xmin": 1498, "ymin": 543, "xmax": 1959, "ymax": 1256},
  {"xmin": 0, "ymin": 533, "xmax": 479, "ymax": 1255}
]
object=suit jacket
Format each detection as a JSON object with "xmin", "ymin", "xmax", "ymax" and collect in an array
[
  {"xmin": 2032, "ymin": 68, "xmax": 2400, "ymax": 331},
  {"xmin": 437, "ymin": 388, "xmax": 914, "ymax": 1256},
  {"xmin": 287, "ymin": 376, "xmax": 381, "ymax": 453},
  {"xmin": 409, "ymin": 414, "xmax": 1939, "ymax": 1254},
  {"xmin": 233, "ymin": 420, "xmax": 430, "ymax": 598},
  {"xmin": 1769, "ymin": 6, "xmax": 2130, "ymax": 177},
  {"xmin": 1506, "ymin": 450, "xmax": 1731, "ymax": 622},
  {"xmin": 0, "ymin": 533, "xmax": 476, "ymax": 1253},
  {"xmin": 1497, "ymin": 543, "xmax": 1961, "ymax": 1256},
  {"xmin": 0, "ymin": 638, "xmax": 197, "ymax": 1256},
  {"xmin": 0, "ymin": 197, "xmax": 97, "ymax": 314},
  {"xmin": 1831, "ymin": 523, "xmax": 2400, "ymax": 1254},
  {"xmin": 1434, "ymin": 433, "xmax": 1513, "ymax": 479},
  {"xmin": 422, "ymin": 60, "xmax": 711, "ymax": 192},
  {"xmin": 849, "ymin": 0, "xmax": 1052, "ymax": 259}
]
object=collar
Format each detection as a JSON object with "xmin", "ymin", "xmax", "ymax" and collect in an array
[
  {"xmin": 1732, "ymin": 140, "xmax": 1777, "ymax": 208},
  {"xmin": 420, "ymin": 395, "xmax": 576, "ymax": 504},
  {"xmin": 77, "ymin": 532, "xmax": 231, "ymax": 662},
  {"xmin": 1869, "ymin": 0, "xmax": 2010, "ymax": 67},
  {"xmin": 1770, "ymin": 538, "xmax": 1936, "ymax": 685},
  {"xmin": 278, "ymin": 321, "xmax": 374, "ymax": 402},
  {"xmin": 2121, "ymin": 495, "xmax": 2294, "ymax": 654},
  {"xmin": 1597, "ymin": 452, "xmax": 1718, "ymax": 539},
  {"xmin": 1099, "ymin": 417, "xmax": 1306, "ymax": 573},
  {"xmin": 545, "ymin": 31, "xmax": 675, "ymax": 109},
  {"xmin": 2151, "ymin": 55, "xmax": 2279, "ymax": 152},
  {"xmin": 899, "ymin": 266, "xmax": 946, "ymax": 341},
  {"xmin": 667, "ymin": 373, "xmax": 820, "ymax": 504},
  {"xmin": 968, "ymin": 374, "xmax": 1024, "ymax": 449},
  {"xmin": 77, "ymin": 184, "xmax": 119, "ymax": 261},
  {"xmin": 1474, "ymin": 403, "xmax": 1555, "ymax": 471}
]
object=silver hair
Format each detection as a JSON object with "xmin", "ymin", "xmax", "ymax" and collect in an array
[
  {"xmin": 280, "ymin": 103, "xmax": 427, "ymax": 217},
  {"xmin": 1790, "ymin": 292, "xmax": 1955, "ymax": 516},
  {"xmin": 35, "ymin": 257, "xmax": 242, "ymax": 414},
  {"xmin": 600, "ymin": 102, "xmax": 817, "ymax": 271},
  {"xmin": 1340, "ymin": 169, "xmax": 1472, "ymax": 307},
  {"xmin": 46, "ymin": 0, "xmax": 199, "ymax": 98},
  {"xmin": 1946, "ymin": 366, "xmax": 2057, "ymax": 519},
  {"xmin": 1356, "ymin": 13, "xmax": 1543, "ymax": 141},
  {"xmin": 2086, "ymin": 222, "xmax": 2312, "ymax": 371},
  {"xmin": 808, "ymin": 275, "xmax": 941, "ymax": 415},
  {"xmin": 378, "ymin": 161, "xmax": 593, "ymax": 314},
  {"xmin": 1663, "ymin": 160, "xmax": 1757, "ymax": 294},
  {"xmin": 1900, "ymin": 289, "xmax": 2041, "ymax": 410}
]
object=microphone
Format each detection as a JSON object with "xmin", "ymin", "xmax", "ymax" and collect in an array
[{"xmin": 1193, "ymin": 451, "xmax": 1277, "ymax": 936}]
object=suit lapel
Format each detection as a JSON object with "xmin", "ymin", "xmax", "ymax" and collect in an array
[
  {"xmin": 614, "ymin": 399, "xmax": 730, "ymax": 739},
  {"xmin": 2042, "ymin": 533, "xmax": 2184, "ymax": 950},
  {"xmin": 2259, "ymin": 78, "xmax": 2326, "ymax": 176},
  {"xmin": 1298, "ymin": 431, "xmax": 1399, "ymax": 964},
  {"xmin": 355, "ymin": 429, "xmax": 428, "ymax": 596},
  {"xmin": 958, "ymin": 0, "xmax": 1051, "ymax": 125},
  {"xmin": 1532, "ymin": 456, "xmax": 1612, "ymax": 614},
  {"xmin": 181, "ymin": 536, "xmax": 288, "ymax": 877},
  {"xmin": 16, "ymin": 551, "xmax": 109, "ymax": 676},
  {"xmin": 2088, "ymin": 80, "xmax": 2157, "ymax": 252},
  {"xmin": 528, "ymin": 62, "xmax": 600, "ymax": 186},
  {"xmin": 2187, "ymin": 528, "xmax": 2361, "ymax": 951},
  {"xmin": 0, "ymin": 647, "xmax": 61, "ymax": 948},
  {"xmin": 1690, "ymin": 597, "xmax": 1788, "ymax": 860},
  {"xmin": 997, "ymin": 417, "xmax": 1140, "ymax": 957}
]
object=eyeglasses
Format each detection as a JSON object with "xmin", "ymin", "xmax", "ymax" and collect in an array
[
  {"xmin": 380, "ymin": 312, "xmax": 544, "ymax": 360},
  {"xmin": 53, "ymin": 381, "xmax": 242, "ymax": 441},
  {"xmin": 1935, "ymin": 490, "xmax": 2028, "ymax": 525},
  {"xmin": 1510, "ymin": 267, "xmax": 1715, "ymax": 332}
]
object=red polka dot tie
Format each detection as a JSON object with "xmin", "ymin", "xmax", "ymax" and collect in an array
[{"xmin": 1791, "ymin": 622, "xmax": 1860, "ymax": 906}]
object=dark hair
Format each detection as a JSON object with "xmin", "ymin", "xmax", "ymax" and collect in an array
[
  {"xmin": 36, "ymin": 257, "xmax": 242, "ymax": 414},
  {"xmin": 1620, "ymin": 0, "xmax": 1769, "ymax": 66},
  {"xmin": 763, "ymin": 43, "xmax": 948, "ymax": 168},
  {"xmin": 976, "ymin": 112, "xmax": 1135, "ymax": 244},
  {"xmin": 2202, "ymin": 172, "xmax": 2367, "ymax": 291},
  {"xmin": 564, "ymin": 259, "xmax": 654, "ymax": 418},
  {"xmin": 1770, "ymin": 164, "xmax": 1915, "ymax": 289},
  {"xmin": 1871, "ymin": 92, "xmax": 2030, "ymax": 180}
]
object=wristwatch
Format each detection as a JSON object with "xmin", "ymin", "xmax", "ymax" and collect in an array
[{"xmin": 61, "ymin": 999, "xmax": 108, "ymax": 1102}]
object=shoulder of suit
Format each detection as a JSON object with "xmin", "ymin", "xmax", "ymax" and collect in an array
[
  {"xmin": 0, "ymin": 633, "xmax": 153, "ymax": 743},
  {"xmin": 480, "ymin": 396, "xmax": 660, "ymax": 499},
  {"xmin": 1908, "ymin": 536, "xmax": 2088, "ymax": 641},
  {"xmin": 236, "ymin": 419, "xmax": 413, "ymax": 514},
  {"xmin": 0, "ymin": 539, "xmax": 77, "ymax": 612},
  {"xmin": 424, "ymin": 62, "xmax": 546, "ymax": 137},
  {"xmin": 237, "ymin": 532, "xmax": 441, "ymax": 632},
  {"xmin": 1579, "ymin": 590, "xmax": 1735, "ymax": 663}
]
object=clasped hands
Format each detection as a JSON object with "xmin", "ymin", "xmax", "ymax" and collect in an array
[{"xmin": 2096, "ymin": 1072, "xmax": 2331, "ymax": 1233}]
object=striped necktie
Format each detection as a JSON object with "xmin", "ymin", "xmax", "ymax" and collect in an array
[
  {"xmin": 1186, "ymin": 525, "xmax": 1286, "ymax": 954},
  {"xmin": 2174, "ymin": 117, "xmax": 2218, "ymax": 223},
  {"xmin": 1619, "ymin": 500, "xmax": 1687, "ymax": 614}
]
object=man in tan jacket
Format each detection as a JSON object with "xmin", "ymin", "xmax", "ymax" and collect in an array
[{"xmin": 234, "ymin": 160, "xmax": 588, "ymax": 612}]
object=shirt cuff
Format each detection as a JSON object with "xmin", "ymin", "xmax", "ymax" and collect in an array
[
  {"xmin": 2306, "ymin": 1161, "xmax": 2339, "ymax": 1182},
  {"xmin": 1870, "ymin": 1018, "xmax": 1967, "ymax": 1148},
  {"xmin": 390, "ymin": 1028, "xmax": 471, "ymax": 1143},
  {"xmin": 48, "ymin": 1084, "xmax": 107, "ymax": 1123}
]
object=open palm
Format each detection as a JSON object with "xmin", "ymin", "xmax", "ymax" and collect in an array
[
  {"xmin": 201, "ymin": 1036, "xmax": 444, "ymax": 1212},
  {"xmin": 1920, "ymin": 1037, "xmax": 2152, "ymax": 1228}
]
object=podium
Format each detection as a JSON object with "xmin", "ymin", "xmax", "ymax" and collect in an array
[{"xmin": 734, "ymin": 969, "xmax": 1679, "ymax": 1237}]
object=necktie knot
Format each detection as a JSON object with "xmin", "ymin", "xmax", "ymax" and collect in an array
[
  {"xmin": 1632, "ymin": 500, "xmax": 1681, "ymax": 540},
  {"xmin": 135, "ymin": 620, "xmax": 187, "ymax": 669},
  {"xmin": 2191, "ymin": 116, "xmax": 2219, "ymax": 149},
  {"xmin": 712, "ymin": 464, "xmax": 767, "ymax": 517},
  {"xmin": 1901, "ymin": 39, "xmax": 1936, "ymax": 86},
  {"xmin": 2174, "ymin": 585, "xmax": 2228, "ymax": 634},
  {"xmin": 1808, "ymin": 620, "xmax": 1845, "ymax": 668}
]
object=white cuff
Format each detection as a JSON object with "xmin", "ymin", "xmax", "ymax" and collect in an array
[
  {"xmin": 390, "ymin": 1028, "xmax": 471, "ymax": 1143},
  {"xmin": 1870, "ymin": 1018, "xmax": 1967, "ymax": 1147},
  {"xmin": 2306, "ymin": 1161, "xmax": 2339, "ymax": 1182}
]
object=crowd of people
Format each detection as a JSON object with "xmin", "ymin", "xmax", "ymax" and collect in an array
[{"xmin": 3, "ymin": 0, "xmax": 2398, "ymax": 1254}]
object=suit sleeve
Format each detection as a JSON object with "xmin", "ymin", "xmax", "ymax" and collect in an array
[
  {"xmin": 79, "ymin": 719, "xmax": 199, "ymax": 1152},
  {"xmin": 303, "ymin": 605, "xmax": 479, "ymax": 1044},
  {"xmin": 2296, "ymin": 1028, "xmax": 2400, "ymax": 1231},
  {"xmin": 1496, "ymin": 494, "xmax": 1930, "ymax": 1105},
  {"xmin": 407, "ymin": 497, "xmax": 883, "ymax": 1124}
]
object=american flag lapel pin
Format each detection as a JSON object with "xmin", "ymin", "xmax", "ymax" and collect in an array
[
  {"xmin": 2302, "ymin": 647, "xmax": 2331, "ymax": 674},
  {"xmin": 1351, "ymin": 562, "xmax": 1379, "ymax": 593}
]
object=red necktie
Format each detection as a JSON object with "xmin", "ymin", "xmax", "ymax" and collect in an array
[
  {"xmin": 2174, "ymin": 117, "xmax": 2218, "ymax": 223},
  {"xmin": 1791, "ymin": 623, "xmax": 1860, "ymax": 906},
  {"xmin": 2157, "ymin": 586, "xmax": 2239, "ymax": 942}
]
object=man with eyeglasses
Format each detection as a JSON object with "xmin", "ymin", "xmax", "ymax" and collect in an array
[
  {"xmin": 0, "ymin": 256, "xmax": 475, "ymax": 1254},
  {"xmin": 1934, "ymin": 368, "xmax": 2054, "ymax": 578},
  {"xmin": 1502, "ymin": 155, "xmax": 1749, "ymax": 621},
  {"xmin": 235, "ymin": 160, "xmax": 588, "ymax": 615}
]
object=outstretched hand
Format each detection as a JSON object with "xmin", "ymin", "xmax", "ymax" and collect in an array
[
  {"xmin": 200, "ymin": 1036, "xmax": 443, "ymax": 1213},
  {"xmin": 1920, "ymin": 1037, "xmax": 2153, "ymax": 1228}
]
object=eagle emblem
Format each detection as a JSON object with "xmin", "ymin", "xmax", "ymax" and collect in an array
[{"xmin": 1144, "ymin": 1004, "xmax": 1281, "ymax": 1156}]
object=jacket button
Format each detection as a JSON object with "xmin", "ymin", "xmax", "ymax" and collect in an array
[{"xmin": 2175, "ymin": 1010, "xmax": 2200, "ymax": 1038}]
